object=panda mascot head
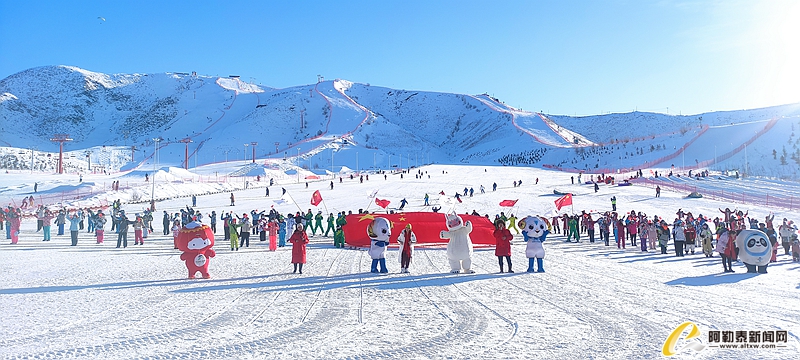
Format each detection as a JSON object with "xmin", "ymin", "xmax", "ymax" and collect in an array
[
  {"xmin": 445, "ymin": 212, "xmax": 464, "ymax": 231},
  {"xmin": 519, "ymin": 216, "xmax": 548, "ymax": 238},
  {"xmin": 367, "ymin": 217, "xmax": 392, "ymax": 241},
  {"xmin": 735, "ymin": 229, "xmax": 772, "ymax": 266}
]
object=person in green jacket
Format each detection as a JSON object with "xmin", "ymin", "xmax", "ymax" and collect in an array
[
  {"xmin": 568, "ymin": 216, "xmax": 580, "ymax": 242},
  {"xmin": 314, "ymin": 211, "xmax": 324, "ymax": 235},
  {"xmin": 334, "ymin": 212, "xmax": 347, "ymax": 248},
  {"xmin": 229, "ymin": 218, "xmax": 241, "ymax": 251},
  {"xmin": 507, "ymin": 214, "xmax": 519, "ymax": 235},
  {"xmin": 324, "ymin": 213, "xmax": 335, "ymax": 237},
  {"xmin": 304, "ymin": 209, "xmax": 314, "ymax": 235}
]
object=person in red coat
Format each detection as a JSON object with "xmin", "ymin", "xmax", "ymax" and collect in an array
[
  {"xmin": 494, "ymin": 219, "xmax": 513, "ymax": 273},
  {"xmin": 289, "ymin": 223, "xmax": 309, "ymax": 274},
  {"xmin": 716, "ymin": 228, "xmax": 737, "ymax": 273}
]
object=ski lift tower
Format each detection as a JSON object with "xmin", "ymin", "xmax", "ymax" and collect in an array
[
  {"xmin": 274, "ymin": 142, "xmax": 280, "ymax": 154},
  {"xmin": 179, "ymin": 138, "xmax": 193, "ymax": 169},
  {"xmin": 251, "ymin": 142, "xmax": 258, "ymax": 163},
  {"xmin": 50, "ymin": 134, "xmax": 73, "ymax": 174}
]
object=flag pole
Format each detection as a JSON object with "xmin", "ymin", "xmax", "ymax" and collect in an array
[
  {"xmin": 571, "ymin": 193, "xmax": 575, "ymax": 215},
  {"xmin": 322, "ymin": 198, "xmax": 329, "ymax": 214},
  {"xmin": 285, "ymin": 191, "xmax": 303, "ymax": 213}
]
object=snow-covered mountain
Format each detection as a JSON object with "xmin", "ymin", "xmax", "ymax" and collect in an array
[{"xmin": 2, "ymin": 65, "xmax": 800, "ymax": 178}]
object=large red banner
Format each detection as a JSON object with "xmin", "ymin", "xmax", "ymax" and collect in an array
[{"xmin": 343, "ymin": 212, "xmax": 496, "ymax": 248}]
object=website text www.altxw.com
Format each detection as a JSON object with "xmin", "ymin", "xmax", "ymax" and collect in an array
[{"xmin": 712, "ymin": 344, "xmax": 788, "ymax": 349}]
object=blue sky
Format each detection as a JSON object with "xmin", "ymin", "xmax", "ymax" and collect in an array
[{"xmin": 1, "ymin": 0, "xmax": 798, "ymax": 116}]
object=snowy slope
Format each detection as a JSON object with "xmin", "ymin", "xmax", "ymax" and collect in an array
[{"xmin": 2, "ymin": 66, "xmax": 800, "ymax": 179}]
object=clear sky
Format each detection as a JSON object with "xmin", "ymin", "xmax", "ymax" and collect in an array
[{"xmin": 1, "ymin": 0, "xmax": 798, "ymax": 116}]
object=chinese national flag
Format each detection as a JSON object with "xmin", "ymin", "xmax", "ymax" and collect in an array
[
  {"xmin": 499, "ymin": 199, "xmax": 518, "ymax": 207},
  {"xmin": 554, "ymin": 193, "xmax": 572, "ymax": 211},
  {"xmin": 375, "ymin": 198, "xmax": 391, "ymax": 209},
  {"xmin": 311, "ymin": 190, "xmax": 323, "ymax": 206}
]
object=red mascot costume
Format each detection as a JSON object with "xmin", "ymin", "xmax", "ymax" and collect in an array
[{"xmin": 176, "ymin": 221, "xmax": 216, "ymax": 279}]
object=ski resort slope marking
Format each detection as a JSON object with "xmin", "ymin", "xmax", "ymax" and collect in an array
[{"xmin": 468, "ymin": 95, "xmax": 576, "ymax": 148}]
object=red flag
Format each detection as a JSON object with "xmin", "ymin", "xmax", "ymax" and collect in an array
[
  {"xmin": 375, "ymin": 198, "xmax": 391, "ymax": 209},
  {"xmin": 311, "ymin": 190, "xmax": 323, "ymax": 206},
  {"xmin": 499, "ymin": 199, "xmax": 518, "ymax": 207},
  {"xmin": 554, "ymin": 193, "xmax": 572, "ymax": 211}
]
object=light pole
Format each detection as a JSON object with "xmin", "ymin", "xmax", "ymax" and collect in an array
[
  {"xmin": 297, "ymin": 148, "xmax": 301, "ymax": 183},
  {"xmin": 151, "ymin": 137, "xmax": 161, "ymax": 206},
  {"xmin": 244, "ymin": 143, "xmax": 249, "ymax": 162},
  {"xmin": 356, "ymin": 151, "xmax": 359, "ymax": 174},
  {"xmin": 251, "ymin": 142, "xmax": 258, "ymax": 163}
]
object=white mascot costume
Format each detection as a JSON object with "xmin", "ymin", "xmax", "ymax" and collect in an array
[
  {"xmin": 520, "ymin": 216, "xmax": 549, "ymax": 273},
  {"xmin": 368, "ymin": 217, "xmax": 392, "ymax": 273},
  {"xmin": 440, "ymin": 212, "xmax": 474, "ymax": 273},
  {"xmin": 735, "ymin": 229, "xmax": 772, "ymax": 274}
]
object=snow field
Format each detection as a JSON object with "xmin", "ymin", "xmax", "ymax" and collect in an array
[{"xmin": 1, "ymin": 164, "xmax": 799, "ymax": 359}]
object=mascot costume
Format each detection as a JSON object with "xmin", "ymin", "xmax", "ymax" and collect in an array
[
  {"xmin": 368, "ymin": 217, "xmax": 392, "ymax": 273},
  {"xmin": 520, "ymin": 216, "xmax": 549, "ymax": 273},
  {"xmin": 735, "ymin": 229, "xmax": 772, "ymax": 273},
  {"xmin": 440, "ymin": 212, "xmax": 474, "ymax": 274},
  {"xmin": 177, "ymin": 221, "xmax": 216, "ymax": 279}
]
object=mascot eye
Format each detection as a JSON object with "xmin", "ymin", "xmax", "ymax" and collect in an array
[
  {"xmin": 382, "ymin": 229, "xmax": 387, "ymax": 234},
  {"xmin": 528, "ymin": 225, "xmax": 534, "ymax": 230},
  {"xmin": 539, "ymin": 225, "xmax": 544, "ymax": 229},
  {"xmin": 748, "ymin": 239, "xmax": 755, "ymax": 247},
  {"xmin": 759, "ymin": 239, "xmax": 767, "ymax": 247}
]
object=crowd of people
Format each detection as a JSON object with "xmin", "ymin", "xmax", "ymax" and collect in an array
[
  {"xmin": 4, "ymin": 168, "xmax": 800, "ymax": 277},
  {"xmin": 544, "ymin": 206, "xmax": 800, "ymax": 272}
]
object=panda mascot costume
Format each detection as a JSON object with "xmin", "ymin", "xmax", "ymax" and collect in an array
[
  {"xmin": 735, "ymin": 229, "xmax": 773, "ymax": 274},
  {"xmin": 368, "ymin": 217, "xmax": 392, "ymax": 273},
  {"xmin": 519, "ymin": 216, "xmax": 550, "ymax": 273},
  {"xmin": 440, "ymin": 212, "xmax": 475, "ymax": 274},
  {"xmin": 176, "ymin": 221, "xmax": 216, "ymax": 279}
]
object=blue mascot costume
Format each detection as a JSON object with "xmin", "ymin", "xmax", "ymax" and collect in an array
[{"xmin": 520, "ymin": 216, "xmax": 550, "ymax": 273}]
